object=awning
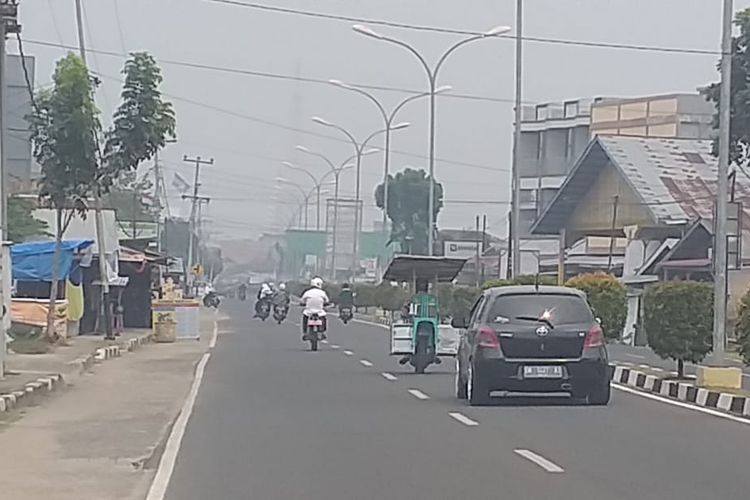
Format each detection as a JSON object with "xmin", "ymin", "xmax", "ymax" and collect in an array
[
  {"xmin": 383, "ymin": 255, "xmax": 467, "ymax": 283},
  {"xmin": 11, "ymin": 240, "xmax": 94, "ymax": 282}
]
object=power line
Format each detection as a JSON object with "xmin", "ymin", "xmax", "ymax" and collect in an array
[
  {"xmin": 207, "ymin": 0, "xmax": 722, "ymax": 56},
  {"xmin": 46, "ymin": 0, "xmax": 65, "ymax": 44},
  {"xmin": 111, "ymin": 0, "xmax": 127, "ymax": 53}
]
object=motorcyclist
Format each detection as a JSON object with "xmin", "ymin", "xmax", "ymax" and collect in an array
[
  {"xmin": 300, "ymin": 277, "xmax": 330, "ymax": 339},
  {"xmin": 338, "ymin": 283, "xmax": 354, "ymax": 313},
  {"xmin": 237, "ymin": 282, "xmax": 248, "ymax": 301},
  {"xmin": 272, "ymin": 283, "xmax": 290, "ymax": 309},
  {"xmin": 254, "ymin": 282, "xmax": 274, "ymax": 317}
]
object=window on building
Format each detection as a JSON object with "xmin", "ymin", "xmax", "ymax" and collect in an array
[
  {"xmin": 520, "ymin": 189, "xmax": 537, "ymax": 204},
  {"xmin": 536, "ymin": 105, "xmax": 548, "ymax": 121},
  {"xmin": 564, "ymin": 101, "xmax": 579, "ymax": 118}
]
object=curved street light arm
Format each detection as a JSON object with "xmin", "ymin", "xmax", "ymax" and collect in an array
[
  {"xmin": 389, "ymin": 91, "xmax": 431, "ymax": 123},
  {"xmin": 333, "ymin": 83, "xmax": 389, "ymax": 124},
  {"xmin": 374, "ymin": 34, "xmax": 435, "ymax": 87},
  {"xmin": 282, "ymin": 163, "xmax": 318, "ymax": 187},
  {"xmin": 434, "ymin": 34, "xmax": 491, "ymax": 79}
]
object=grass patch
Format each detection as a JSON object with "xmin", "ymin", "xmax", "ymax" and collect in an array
[{"xmin": 9, "ymin": 337, "xmax": 53, "ymax": 354}]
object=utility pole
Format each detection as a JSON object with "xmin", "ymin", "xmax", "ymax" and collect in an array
[
  {"xmin": 182, "ymin": 155, "xmax": 213, "ymax": 295},
  {"xmin": 154, "ymin": 150, "xmax": 163, "ymax": 251},
  {"xmin": 0, "ymin": 0, "xmax": 20, "ymax": 378},
  {"xmin": 607, "ymin": 195, "xmax": 619, "ymax": 272},
  {"xmin": 711, "ymin": 0, "xmax": 734, "ymax": 367},
  {"xmin": 475, "ymin": 216, "xmax": 481, "ymax": 288},
  {"xmin": 510, "ymin": 0, "xmax": 523, "ymax": 278},
  {"xmin": 74, "ymin": 1, "xmax": 114, "ymax": 338}
]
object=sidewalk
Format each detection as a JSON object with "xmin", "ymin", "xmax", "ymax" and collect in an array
[
  {"xmin": 1, "ymin": 330, "xmax": 151, "ymax": 414},
  {"xmin": 0, "ymin": 308, "xmax": 216, "ymax": 500}
]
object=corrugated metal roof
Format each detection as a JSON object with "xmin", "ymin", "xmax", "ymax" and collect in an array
[{"xmin": 598, "ymin": 136, "xmax": 720, "ymax": 223}]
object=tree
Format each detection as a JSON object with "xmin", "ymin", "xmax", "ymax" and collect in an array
[
  {"xmin": 30, "ymin": 52, "xmax": 176, "ymax": 339},
  {"xmin": 29, "ymin": 54, "xmax": 101, "ymax": 339},
  {"xmin": 734, "ymin": 287, "xmax": 750, "ymax": 365},
  {"xmin": 566, "ymin": 272, "xmax": 627, "ymax": 341},
  {"xmin": 7, "ymin": 197, "xmax": 48, "ymax": 242},
  {"xmin": 375, "ymin": 168, "xmax": 443, "ymax": 255},
  {"xmin": 106, "ymin": 169, "xmax": 158, "ymax": 238},
  {"xmin": 644, "ymin": 281, "xmax": 713, "ymax": 378},
  {"xmin": 704, "ymin": 8, "xmax": 750, "ymax": 166}
]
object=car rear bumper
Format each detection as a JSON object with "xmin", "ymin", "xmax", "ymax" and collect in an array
[{"xmin": 475, "ymin": 357, "xmax": 609, "ymax": 394}]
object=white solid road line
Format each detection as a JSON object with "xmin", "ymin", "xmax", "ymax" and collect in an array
[
  {"xmin": 146, "ymin": 352, "xmax": 211, "ymax": 500},
  {"xmin": 449, "ymin": 412, "xmax": 479, "ymax": 427},
  {"xmin": 381, "ymin": 372, "xmax": 397, "ymax": 381},
  {"xmin": 209, "ymin": 320, "xmax": 218, "ymax": 349},
  {"xmin": 360, "ymin": 359, "xmax": 374, "ymax": 367},
  {"xmin": 343, "ymin": 350, "xmax": 354, "ymax": 356},
  {"xmin": 408, "ymin": 389, "xmax": 430, "ymax": 400},
  {"xmin": 330, "ymin": 344, "xmax": 340, "ymax": 349},
  {"xmin": 514, "ymin": 449, "xmax": 565, "ymax": 473},
  {"xmin": 612, "ymin": 383, "xmax": 750, "ymax": 426}
]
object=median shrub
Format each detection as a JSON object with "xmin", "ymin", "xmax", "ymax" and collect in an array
[
  {"xmin": 734, "ymin": 287, "xmax": 750, "ymax": 365},
  {"xmin": 482, "ymin": 275, "xmax": 557, "ymax": 289},
  {"xmin": 566, "ymin": 272, "xmax": 627, "ymax": 341},
  {"xmin": 644, "ymin": 281, "xmax": 713, "ymax": 378}
]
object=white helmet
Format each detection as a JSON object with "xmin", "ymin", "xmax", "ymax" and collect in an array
[
  {"xmin": 279, "ymin": 283, "xmax": 286, "ymax": 291},
  {"xmin": 311, "ymin": 277, "xmax": 324, "ymax": 289}
]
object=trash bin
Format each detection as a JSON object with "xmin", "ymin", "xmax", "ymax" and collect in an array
[{"xmin": 153, "ymin": 311, "xmax": 177, "ymax": 343}]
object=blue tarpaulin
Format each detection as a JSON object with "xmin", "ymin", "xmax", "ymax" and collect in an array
[{"xmin": 11, "ymin": 240, "xmax": 94, "ymax": 282}]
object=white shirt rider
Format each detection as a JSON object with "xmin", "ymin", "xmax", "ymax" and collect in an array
[{"xmin": 301, "ymin": 287, "xmax": 329, "ymax": 316}]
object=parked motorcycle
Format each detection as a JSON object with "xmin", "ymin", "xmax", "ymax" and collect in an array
[{"xmin": 273, "ymin": 304, "xmax": 289, "ymax": 324}]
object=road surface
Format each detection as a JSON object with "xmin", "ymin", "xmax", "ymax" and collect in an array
[{"xmin": 163, "ymin": 300, "xmax": 750, "ymax": 500}]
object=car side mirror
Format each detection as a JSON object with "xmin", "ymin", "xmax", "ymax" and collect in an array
[{"xmin": 451, "ymin": 316, "xmax": 469, "ymax": 329}]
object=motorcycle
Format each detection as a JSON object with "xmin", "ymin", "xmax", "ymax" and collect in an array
[
  {"xmin": 256, "ymin": 300, "xmax": 271, "ymax": 321},
  {"xmin": 339, "ymin": 306, "xmax": 353, "ymax": 324},
  {"xmin": 303, "ymin": 313, "xmax": 325, "ymax": 351},
  {"xmin": 238, "ymin": 288, "xmax": 247, "ymax": 301},
  {"xmin": 273, "ymin": 304, "xmax": 289, "ymax": 324},
  {"xmin": 203, "ymin": 291, "xmax": 221, "ymax": 309}
]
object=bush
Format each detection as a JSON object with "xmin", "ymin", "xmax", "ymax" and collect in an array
[
  {"xmin": 374, "ymin": 282, "xmax": 411, "ymax": 311},
  {"xmin": 446, "ymin": 287, "xmax": 481, "ymax": 319},
  {"xmin": 644, "ymin": 281, "xmax": 713, "ymax": 378},
  {"xmin": 566, "ymin": 272, "xmax": 627, "ymax": 341},
  {"xmin": 734, "ymin": 287, "xmax": 750, "ymax": 365},
  {"xmin": 353, "ymin": 284, "xmax": 377, "ymax": 308}
]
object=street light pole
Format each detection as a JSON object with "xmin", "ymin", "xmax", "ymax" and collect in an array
[
  {"xmin": 328, "ymin": 82, "xmax": 451, "ymax": 252},
  {"xmin": 711, "ymin": 0, "xmax": 734, "ymax": 366},
  {"xmin": 511, "ymin": 0, "xmax": 523, "ymax": 278},
  {"xmin": 353, "ymin": 24, "xmax": 510, "ymax": 256},
  {"xmin": 311, "ymin": 118, "xmax": 407, "ymax": 274}
]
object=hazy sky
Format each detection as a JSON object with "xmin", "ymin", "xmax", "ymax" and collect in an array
[{"xmin": 19, "ymin": 0, "xmax": 747, "ymax": 240}]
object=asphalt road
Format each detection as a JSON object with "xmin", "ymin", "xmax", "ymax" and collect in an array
[{"xmin": 164, "ymin": 300, "xmax": 750, "ymax": 500}]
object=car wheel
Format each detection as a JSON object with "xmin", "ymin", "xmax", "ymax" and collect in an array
[
  {"xmin": 587, "ymin": 379, "xmax": 611, "ymax": 406},
  {"xmin": 456, "ymin": 358, "xmax": 468, "ymax": 400},
  {"xmin": 468, "ymin": 361, "xmax": 490, "ymax": 406}
]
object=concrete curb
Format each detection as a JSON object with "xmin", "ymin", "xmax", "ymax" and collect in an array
[
  {"xmin": 1, "ymin": 333, "xmax": 152, "ymax": 414},
  {"xmin": 611, "ymin": 364, "xmax": 750, "ymax": 418},
  {"xmin": 0, "ymin": 374, "xmax": 64, "ymax": 413}
]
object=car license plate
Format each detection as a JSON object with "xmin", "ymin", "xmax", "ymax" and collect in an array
[
  {"xmin": 523, "ymin": 365, "xmax": 563, "ymax": 379},
  {"xmin": 308, "ymin": 320, "xmax": 322, "ymax": 326}
]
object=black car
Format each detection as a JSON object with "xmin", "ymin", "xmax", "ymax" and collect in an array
[{"xmin": 452, "ymin": 285, "xmax": 610, "ymax": 406}]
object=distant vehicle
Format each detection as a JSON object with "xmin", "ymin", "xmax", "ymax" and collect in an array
[
  {"xmin": 452, "ymin": 285, "xmax": 610, "ymax": 406},
  {"xmin": 257, "ymin": 301, "xmax": 271, "ymax": 321},
  {"xmin": 273, "ymin": 303, "xmax": 288, "ymax": 324},
  {"xmin": 339, "ymin": 306, "xmax": 353, "ymax": 324},
  {"xmin": 303, "ymin": 312, "xmax": 325, "ymax": 351}
]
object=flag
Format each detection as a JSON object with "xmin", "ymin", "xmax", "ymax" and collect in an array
[{"xmin": 172, "ymin": 173, "xmax": 191, "ymax": 194}]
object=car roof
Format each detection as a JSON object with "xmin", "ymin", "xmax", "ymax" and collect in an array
[{"xmin": 483, "ymin": 285, "xmax": 587, "ymax": 299}]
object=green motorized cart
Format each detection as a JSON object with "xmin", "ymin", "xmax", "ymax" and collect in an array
[{"xmin": 383, "ymin": 255, "xmax": 467, "ymax": 374}]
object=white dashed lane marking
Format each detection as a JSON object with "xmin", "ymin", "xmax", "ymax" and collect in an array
[
  {"xmin": 343, "ymin": 350, "xmax": 354, "ymax": 356},
  {"xmin": 408, "ymin": 389, "xmax": 430, "ymax": 400},
  {"xmin": 448, "ymin": 412, "xmax": 479, "ymax": 427},
  {"xmin": 514, "ymin": 449, "xmax": 564, "ymax": 473},
  {"xmin": 381, "ymin": 372, "xmax": 397, "ymax": 381},
  {"xmin": 330, "ymin": 344, "xmax": 340, "ymax": 349},
  {"xmin": 360, "ymin": 360, "xmax": 374, "ymax": 367}
]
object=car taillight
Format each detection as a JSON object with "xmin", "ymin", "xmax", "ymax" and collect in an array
[
  {"xmin": 477, "ymin": 326, "xmax": 500, "ymax": 349},
  {"xmin": 584, "ymin": 323, "xmax": 604, "ymax": 349}
]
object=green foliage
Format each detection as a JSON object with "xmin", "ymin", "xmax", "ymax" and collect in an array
[
  {"xmin": 446, "ymin": 286, "xmax": 481, "ymax": 319},
  {"xmin": 704, "ymin": 8, "xmax": 750, "ymax": 166},
  {"xmin": 106, "ymin": 169, "xmax": 158, "ymax": 226},
  {"xmin": 374, "ymin": 168, "xmax": 443, "ymax": 255},
  {"xmin": 101, "ymin": 52, "xmax": 176, "ymax": 191},
  {"xmin": 30, "ymin": 54, "xmax": 100, "ymax": 216},
  {"xmin": 566, "ymin": 272, "xmax": 627, "ymax": 341},
  {"xmin": 734, "ymin": 287, "xmax": 750, "ymax": 365},
  {"xmin": 374, "ymin": 282, "xmax": 411, "ymax": 311},
  {"xmin": 354, "ymin": 284, "xmax": 377, "ymax": 308},
  {"xmin": 7, "ymin": 197, "xmax": 48, "ymax": 242},
  {"xmin": 644, "ymin": 281, "xmax": 713, "ymax": 373}
]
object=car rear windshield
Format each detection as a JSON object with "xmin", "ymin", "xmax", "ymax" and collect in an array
[{"xmin": 487, "ymin": 294, "xmax": 592, "ymax": 326}]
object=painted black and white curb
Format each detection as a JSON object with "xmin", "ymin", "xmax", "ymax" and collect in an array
[
  {"xmin": 0, "ymin": 374, "xmax": 64, "ymax": 413},
  {"xmin": 1, "ymin": 333, "xmax": 152, "ymax": 414},
  {"xmin": 611, "ymin": 364, "xmax": 750, "ymax": 418}
]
